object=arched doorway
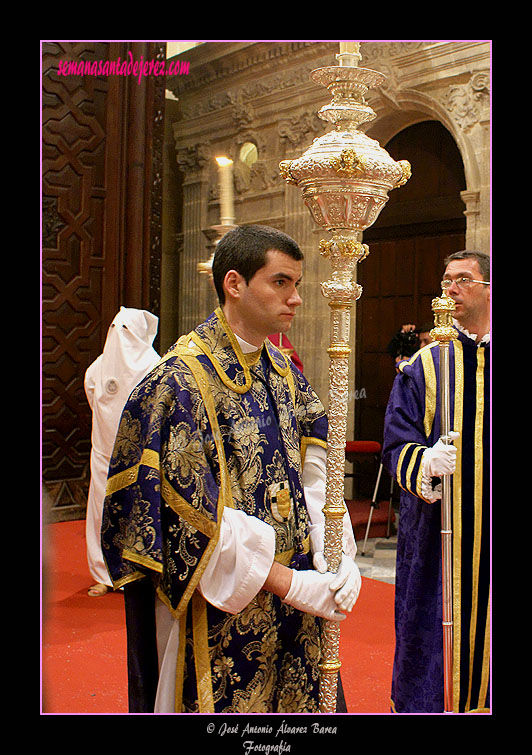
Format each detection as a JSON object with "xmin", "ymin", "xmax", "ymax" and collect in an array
[{"xmin": 353, "ymin": 120, "xmax": 467, "ymax": 454}]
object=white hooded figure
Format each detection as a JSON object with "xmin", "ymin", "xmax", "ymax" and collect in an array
[{"xmin": 84, "ymin": 307, "xmax": 160, "ymax": 596}]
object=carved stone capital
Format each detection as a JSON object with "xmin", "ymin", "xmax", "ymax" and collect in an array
[
  {"xmin": 444, "ymin": 72, "xmax": 490, "ymax": 131},
  {"xmin": 175, "ymin": 142, "xmax": 211, "ymax": 177}
]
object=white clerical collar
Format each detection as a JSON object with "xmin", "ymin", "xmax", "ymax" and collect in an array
[
  {"xmin": 235, "ymin": 333, "xmax": 264, "ymax": 354},
  {"xmin": 453, "ymin": 318, "xmax": 490, "ymax": 345}
]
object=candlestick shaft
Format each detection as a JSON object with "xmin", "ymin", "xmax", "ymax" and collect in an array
[
  {"xmin": 439, "ymin": 343, "xmax": 454, "ymax": 713},
  {"xmin": 318, "ymin": 305, "xmax": 350, "ymax": 712},
  {"xmin": 278, "ymin": 45, "xmax": 411, "ymax": 714},
  {"xmin": 431, "ymin": 289, "xmax": 456, "ymax": 713},
  {"xmin": 318, "ymin": 233, "xmax": 365, "ymax": 712}
]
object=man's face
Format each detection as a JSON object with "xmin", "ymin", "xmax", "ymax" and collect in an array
[
  {"xmin": 443, "ymin": 258, "xmax": 490, "ymax": 328},
  {"xmin": 230, "ymin": 249, "xmax": 303, "ymax": 343}
]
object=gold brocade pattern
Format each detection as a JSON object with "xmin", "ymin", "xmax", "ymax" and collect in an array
[
  {"xmin": 102, "ymin": 310, "xmax": 328, "ymax": 712},
  {"xmin": 174, "ymin": 311, "xmax": 327, "ymax": 712},
  {"xmin": 185, "ymin": 590, "xmax": 321, "ymax": 713}
]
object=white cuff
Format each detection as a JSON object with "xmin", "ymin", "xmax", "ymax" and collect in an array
[
  {"xmin": 421, "ymin": 450, "xmax": 441, "ymax": 502},
  {"xmin": 198, "ymin": 507, "xmax": 276, "ymax": 614}
]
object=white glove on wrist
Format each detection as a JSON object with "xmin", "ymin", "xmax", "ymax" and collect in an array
[
  {"xmin": 283, "ymin": 569, "xmax": 347, "ymax": 622},
  {"xmin": 423, "ymin": 432, "xmax": 459, "ymax": 477},
  {"xmin": 313, "ymin": 552, "xmax": 361, "ymax": 612}
]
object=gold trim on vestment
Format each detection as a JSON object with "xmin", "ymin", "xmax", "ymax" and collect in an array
[
  {"xmin": 187, "ymin": 308, "xmax": 294, "ymax": 396},
  {"xmin": 105, "ymin": 448, "xmax": 160, "ymax": 496},
  {"xmin": 478, "ymin": 591, "xmax": 490, "ymax": 710},
  {"xmin": 166, "ymin": 353, "xmax": 231, "ymax": 622},
  {"xmin": 465, "ymin": 346, "xmax": 486, "ymax": 712},
  {"xmin": 264, "ymin": 338, "xmax": 291, "ymax": 378},
  {"xmin": 154, "ymin": 334, "xmax": 193, "ymax": 365},
  {"xmin": 396, "ymin": 442, "xmax": 413, "ymax": 492},
  {"xmin": 162, "ymin": 478, "xmax": 218, "ymax": 538},
  {"xmin": 396, "ymin": 443, "xmax": 433, "ymax": 502},
  {"xmin": 174, "ymin": 609, "xmax": 187, "ymax": 712},
  {"xmin": 421, "ymin": 346, "xmax": 438, "ymax": 438},
  {"xmin": 452, "ymin": 339, "xmax": 464, "ymax": 712},
  {"xmin": 122, "ymin": 550, "xmax": 164, "ymax": 573},
  {"xmin": 190, "ymin": 331, "xmax": 252, "ymax": 394},
  {"xmin": 111, "ymin": 570, "xmax": 148, "ymax": 590},
  {"xmin": 274, "ymin": 535, "xmax": 311, "ymax": 566},
  {"xmin": 192, "ymin": 591, "xmax": 215, "ymax": 713},
  {"xmin": 408, "ymin": 445, "xmax": 424, "ymax": 499},
  {"xmin": 186, "ymin": 307, "xmax": 252, "ymax": 394},
  {"xmin": 300, "ymin": 436, "xmax": 328, "ymax": 467},
  {"xmin": 161, "ymin": 349, "xmax": 232, "ymax": 706},
  {"xmin": 243, "ymin": 348, "xmax": 263, "ymax": 366}
]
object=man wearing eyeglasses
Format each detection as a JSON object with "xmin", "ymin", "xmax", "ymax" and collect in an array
[{"xmin": 382, "ymin": 250, "xmax": 490, "ymax": 714}]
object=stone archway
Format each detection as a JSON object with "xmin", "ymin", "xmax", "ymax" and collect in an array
[
  {"xmin": 352, "ymin": 120, "xmax": 467, "ymax": 470},
  {"xmin": 364, "ymin": 82, "xmax": 489, "ymax": 252}
]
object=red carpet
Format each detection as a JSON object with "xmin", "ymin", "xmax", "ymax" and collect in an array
[{"xmin": 41, "ymin": 520, "xmax": 395, "ymax": 714}]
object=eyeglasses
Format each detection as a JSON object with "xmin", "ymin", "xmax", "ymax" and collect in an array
[{"xmin": 441, "ymin": 277, "xmax": 490, "ymax": 290}]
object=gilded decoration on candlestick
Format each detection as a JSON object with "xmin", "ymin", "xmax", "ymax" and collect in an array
[
  {"xmin": 395, "ymin": 159, "xmax": 412, "ymax": 187},
  {"xmin": 430, "ymin": 292, "xmax": 457, "ymax": 343},
  {"xmin": 332, "ymin": 148, "xmax": 367, "ymax": 177},
  {"xmin": 318, "ymin": 238, "xmax": 369, "ymax": 261}
]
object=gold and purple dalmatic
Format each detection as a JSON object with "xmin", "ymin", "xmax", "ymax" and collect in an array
[
  {"xmin": 102, "ymin": 308, "xmax": 329, "ymax": 712},
  {"xmin": 382, "ymin": 328, "xmax": 490, "ymax": 713}
]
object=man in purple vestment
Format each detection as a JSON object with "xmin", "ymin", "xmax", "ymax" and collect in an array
[{"xmin": 382, "ymin": 250, "xmax": 490, "ymax": 714}]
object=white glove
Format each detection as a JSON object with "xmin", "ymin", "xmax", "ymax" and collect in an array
[
  {"xmin": 423, "ymin": 432, "xmax": 459, "ymax": 476},
  {"xmin": 283, "ymin": 569, "xmax": 347, "ymax": 622},
  {"xmin": 313, "ymin": 552, "xmax": 361, "ymax": 612}
]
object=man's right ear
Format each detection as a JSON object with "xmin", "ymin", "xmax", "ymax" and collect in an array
[{"xmin": 223, "ymin": 270, "xmax": 244, "ymax": 301}]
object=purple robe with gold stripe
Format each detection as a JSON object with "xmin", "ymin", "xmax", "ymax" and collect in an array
[{"xmin": 382, "ymin": 329, "xmax": 490, "ymax": 713}]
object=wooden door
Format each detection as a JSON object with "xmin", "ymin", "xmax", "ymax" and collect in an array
[{"xmin": 42, "ymin": 41, "xmax": 165, "ymax": 521}]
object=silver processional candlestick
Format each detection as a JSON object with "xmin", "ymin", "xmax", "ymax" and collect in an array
[
  {"xmin": 279, "ymin": 41, "xmax": 411, "ymax": 712},
  {"xmin": 430, "ymin": 289, "xmax": 457, "ymax": 713}
]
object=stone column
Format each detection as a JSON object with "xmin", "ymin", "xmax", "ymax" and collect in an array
[{"xmin": 175, "ymin": 143, "xmax": 211, "ymax": 335}]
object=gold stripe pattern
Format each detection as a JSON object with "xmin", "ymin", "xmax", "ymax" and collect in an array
[
  {"xmin": 396, "ymin": 443, "xmax": 427, "ymax": 500},
  {"xmin": 161, "ymin": 478, "xmax": 217, "ymax": 538},
  {"xmin": 300, "ymin": 436, "xmax": 328, "ymax": 467},
  {"xmin": 106, "ymin": 448, "xmax": 160, "ymax": 496},
  {"xmin": 478, "ymin": 591, "xmax": 490, "ymax": 709},
  {"xmin": 112, "ymin": 570, "xmax": 148, "ymax": 590},
  {"xmin": 167, "ymin": 353, "xmax": 232, "ymax": 707},
  {"xmin": 396, "ymin": 443, "xmax": 415, "ymax": 490},
  {"xmin": 274, "ymin": 535, "xmax": 311, "ymax": 566},
  {"xmin": 405, "ymin": 444, "xmax": 422, "ymax": 497},
  {"xmin": 420, "ymin": 347, "xmax": 437, "ymax": 438},
  {"xmin": 122, "ymin": 550, "xmax": 163, "ymax": 573},
  {"xmin": 452, "ymin": 339, "xmax": 464, "ymax": 712},
  {"xmin": 174, "ymin": 609, "xmax": 188, "ymax": 712},
  {"xmin": 465, "ymin": 346, "xmax": 486, "ymax": 711},
  {"xmin": 192, "ymin": 591, "xmax": 215, "ymax": 712}
]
